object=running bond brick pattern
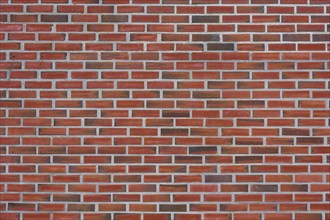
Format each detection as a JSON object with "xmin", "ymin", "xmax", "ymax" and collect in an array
[{"xmin": 0, "ymin": 0, "xmax": 329, "ymax": 220}]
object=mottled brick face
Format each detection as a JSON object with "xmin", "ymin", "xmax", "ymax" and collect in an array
[{"xmin": 0, "ymin": 0, "xmax": 330, "ymax": 220}]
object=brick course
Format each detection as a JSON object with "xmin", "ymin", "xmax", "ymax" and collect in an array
[{"xmin": 0, "ymin": 0, "xmax": 329, "ymax": 220}]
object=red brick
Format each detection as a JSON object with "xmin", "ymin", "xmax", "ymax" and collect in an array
[{"xmin": 0, "ymin": 0, "xmax": 329, "ymax": 218}]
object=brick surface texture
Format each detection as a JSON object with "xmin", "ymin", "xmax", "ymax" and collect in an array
[{"xmin": 0, "ymin": 0, "xmax": 330, "ymax": 220}]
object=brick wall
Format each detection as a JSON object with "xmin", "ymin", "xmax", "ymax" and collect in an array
[{"xmin": 0, "ymin": 0, "xmax": 329, "ymax": 220}]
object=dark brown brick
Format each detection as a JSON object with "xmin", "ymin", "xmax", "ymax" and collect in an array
[
  {"xmin": 283, "ymin": 34, "xmax": 310, "ymax": 41},
  {"xmin": 86, "ymin": 62, "xmax": 113, "ymax": 69},
  {"xmin": 235, "ymin": 156, "xmax": 263, "ymax": 163},
  {"xmin": 161, "ymin": 129, "xmax": 189, "ymax": 136},
  {"xmin": 313, "ymin": 34, "xmax": 330, "ymax": 42},
  {"xmin": 296, "ymin": 137, "xmax": 324, "ymax": 145},
  {"xmin": 192, "ymin": 34, "xmax": 220, "ymax": 41},
  {"xmin": 175, "ymin": 156, "xmax": 203, "ymax": 164},
  {"xmin": 282, "ymin": 128, "xmax": 310, "ymax": 136},
  {"xmin": 251, "ymin": 184, "xmax": 278, "ymax": 192},
  {"xmin": 102, "ymin": 15, "xmax": 129, "ymax": 22},
  {"xmin": 41, "ymin": 15, "xmax": 68, "ymax": 22},
  {"xmin": 162, "ymin": 110, "xmax": 190, "ymax": 118},
  {"xmin": 53, "ymin": 194, "xmax": 80, "ymax": 202},
  {"xmin": 68, "ymin": 204, "xmax": 95, "ymax": 211},
  {"xmin": 207, "ymin": 43, "xmax": 235, "ymax": 51},
  {"xmin": 193, "ymin": 91, "xmax": 220, "ymax": 98},
  {"xmin": 205, "ymin": 175, "xmax": 232, "ymax": 182},
  {"xmin": 237, "ymin": 101, "xmax": 265, "ymax": 108},
  {"xmin": 159, "ymin": 204, "xmax": 187, "ymax": 212},
  {"xmin": 252, "ymin": 0, "xmax": 278, "ymax": 3},
  {"xmin": 189, "ymin": 146, "xmax": 217, "ymax": 154},
  {"xmin": 281, "ymin": 184, "xmax": 308, "ymax": 192},
  {"xmin": 192, "ymin": 16, "xmax": 219, "ymax": 23}
]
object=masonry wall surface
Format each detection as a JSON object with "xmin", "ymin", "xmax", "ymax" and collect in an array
[{"xmin": 0, "ymin": 0, "xmax": 330, "ymax": 220}]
